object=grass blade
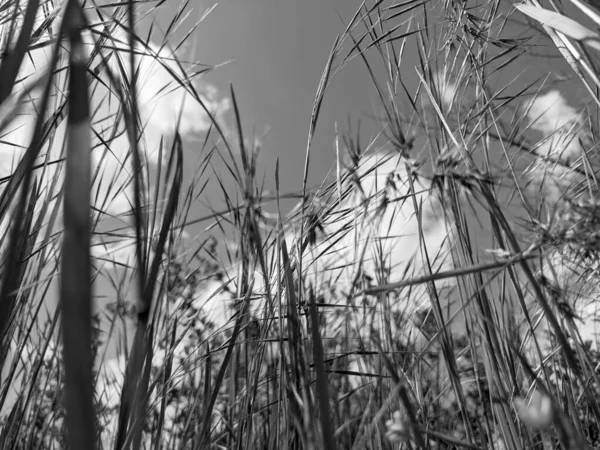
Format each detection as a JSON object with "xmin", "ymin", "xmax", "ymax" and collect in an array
[{"xmin": 515, "ymin": 4, "xmax": 600, "ymax": 51}]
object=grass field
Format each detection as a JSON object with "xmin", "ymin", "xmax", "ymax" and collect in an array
[{"xmin": 1, "ymin": 0, "xmax": 600, "ymax": 448}]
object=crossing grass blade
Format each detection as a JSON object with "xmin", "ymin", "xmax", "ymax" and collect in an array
[
  {"xmin": 0, "ymin": 0, "xmax": 64, "ymax": 370},
  {"xmin": 114, "ymin": 131, "xmax": 184, "ymax": 449},
  {"xmin": 108, "ymin": 1, "xmax": 151, "ymax": 447},
  {"xmin": 197, "ymin": 280, "xmax": 255, "ymax": 449},
  {"xmin": 514, "ymin": 4, "xmax": 600, "ymax": 52},
  {"xmin": 0, "ymin": 0, "xmax": 40, "ymax": 103}
]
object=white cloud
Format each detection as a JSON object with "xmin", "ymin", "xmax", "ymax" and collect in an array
[
  {"xmin": 522, "ymin": 91, "xmax": 587, "ymax": 210},
  {"xmin": 0, "ymin": 11, "xmax": 230, "ymax": 224},
  {"xmin": 0, "ymin": 9, "xmax": 233, "ymax": 403},
  {"xmin": 433, "ymin": 71, "xmax": 458, "ymax": 108},
  {"xmin": 91, "ymin": 236, "xmax": 139, "ymax": 270},
  {"xmin": 190, "ymin": 278, "xmax": 236, "ymax": 329},
  {"xmin": 90, "ymin": 22, "xmax": 230, "ymax": 164},
  {"xmin": 96, "ymin": 355, "xmax": 127, "ymax": 410},
  {"xmin": 527, "ymin": 91, "xmax": 577, "ymax": 134},
  {"xmin": 310, "ymin": 151, "xmax": 452, "ymax": 312},
  {"xmin": 525, "ymin": 90, "xmax": 584, "ymax": 164},
  {"xmin": 521, "ymin": 92, "xmax": 599, "ymax": 355},
  {"xmin": 187, "ymin": 151, "xmax": 455, "ymax": 351},
  {"xmin": 526, "ymin": 161, "xmax": 582, "ymax": 206},
  {"xmin": 0, "ymin": 10, "xmax": 231, "ymax": 277},
  {"xmin": 524, "ymin": 252, "xmax": 600, "ymax": 354}
]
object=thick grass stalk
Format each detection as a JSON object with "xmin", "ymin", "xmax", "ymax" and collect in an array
[
  {"xmin": 307, "ymin": 288, "xmax": 337, "ymax": 450},
  {"xmin": 60, "ymin": 1, "xmax": 95, "ymax": 449}
]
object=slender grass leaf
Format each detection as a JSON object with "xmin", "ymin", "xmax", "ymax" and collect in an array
[
  {"xmin": 0, "ymin": 0, "xmax": 64, "ymax": 366},
  {"xmin": 515, "ymin": 3, "xmax": 600, "ymax": 51},
  {"xmin": 0, "ymin": 0, "xmax": 40, "ymax": 103}
]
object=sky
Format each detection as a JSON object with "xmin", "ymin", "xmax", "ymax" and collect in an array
[
  {"xmin": 0, "ymin": 0, "xmax": 595, "ymax": 365},
  {"xmin": 148, "ymin": 0, "xmax": 576, "ymax": 230},
  {"xmin": 165, "ymin": 0, "xmax": 393, "ymax": 209}
]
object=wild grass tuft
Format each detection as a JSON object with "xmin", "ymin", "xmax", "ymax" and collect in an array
[{"xmin": 2, "ymin": 0, "xmax": 600, "ymax": 449}]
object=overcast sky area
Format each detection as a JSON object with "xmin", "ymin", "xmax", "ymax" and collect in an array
[
  {"xmin": 150, "ymin": 0, "xmax": 398, "ymax": 216},
  {"xmin": 191, "ymin": 0, "xmax": 376, "ymax": 182}
]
